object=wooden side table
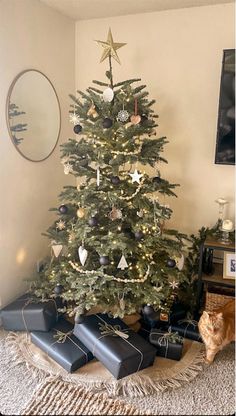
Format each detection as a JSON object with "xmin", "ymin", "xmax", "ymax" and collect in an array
[{"xmin": 196, "ymin": 237, "xmax": 235, "ymax": 313}]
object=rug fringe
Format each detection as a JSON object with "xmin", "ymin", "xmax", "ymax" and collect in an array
[
  {"xmin": 5, "ymin": 332, "xmax": 54, "ymax": 382},
  {"xmin": 5, "ymin": 332, "xmax": 205, "ymax": 398}
]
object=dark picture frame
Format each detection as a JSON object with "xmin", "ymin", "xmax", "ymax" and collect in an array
[{"xmin": 215, "ymin": 49, "xmax": 235, "ymax": 165}]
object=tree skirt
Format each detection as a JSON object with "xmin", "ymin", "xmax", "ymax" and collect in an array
[{"xmin": 6, "ymin": 332, "xmax": 205, "ymax": 398}]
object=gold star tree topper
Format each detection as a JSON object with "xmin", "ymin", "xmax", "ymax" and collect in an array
[{"xmin": 95, "ymin": 28, "xmax": 126, "ymax": 64}]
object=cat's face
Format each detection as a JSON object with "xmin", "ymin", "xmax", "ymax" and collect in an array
[{"xmin": 202, "ymin": 311, "xmax": 224, "ymax": 333}]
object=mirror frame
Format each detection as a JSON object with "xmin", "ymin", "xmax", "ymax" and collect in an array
[{"xmin": 6, "ymin": 69, "xmax": 61, "ymax": 162}]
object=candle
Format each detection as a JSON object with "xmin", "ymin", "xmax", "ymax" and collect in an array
[{"xmin": 222, "ymin": 219, "xmax": 234, "ymax": 231}]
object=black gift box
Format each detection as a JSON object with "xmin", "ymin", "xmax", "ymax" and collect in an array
[
  {"xmin": 169, "ymin": 303, "xmax": 187, "ymax": 324},
  {"xmin": 169, "ymin": 318, "xmax": 202, "ymax": 342},
  {"xmin": 138, "ymin": 321, "xmax": 153, "ymax": 340},
  {"xmin": 149, "ymin": 329, "xmax": 183, "ymax": 360},
  {"xmin": 74, "ymin": 313, "xmax": 157, "ymax": 380},
  {"xmin": 31, "ymin": 317, "xmax": 94, "ymax": 372},
  {"xmin": 1, "ymin": 294, "xmax": 57, "ymax": 332}
]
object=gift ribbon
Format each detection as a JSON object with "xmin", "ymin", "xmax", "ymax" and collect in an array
[
  {"xmin": 92, "ymin": 315, "xmax": 144, "ymax": 372},
  {"xmin": 150, "ymin": 328, "xmax": 183, "ymax": 358},
  {"xmin": 177, "ymin": 318, "xmax": 199, "ymax": 338},
  {"xmin": 98, "ymin": 322, "xmax": 130, "ymax": 339},
  {"xmin": 46, "ymin": 329, "xmax": 89, "ymax": 364},
  {"xmin": 20, "ymin": 297, "xmax": 58, "ymax": 332}
]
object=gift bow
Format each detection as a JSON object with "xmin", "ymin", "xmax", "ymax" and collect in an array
[
  {"xmin": 98, "ymin": 322, "xmax": 130, "ymax": 339},
  {"xmin": 53, "ymin": 329, "xmax": 73, "ymax": 343},
  {"xmin": 178, "ymin": 318, "xmax": 198, "ymax": 328},
  {"xmin": 157, "ymin": 328, "xmax": 183, "ymax": 347}
]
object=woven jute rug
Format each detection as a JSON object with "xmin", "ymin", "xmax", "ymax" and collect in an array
[
  {"xmin": 6, "ymin": 332, "xmax": 204, "ymax": 398},
  {"xmin": 21, "ymin": 378, "xmax": 148, "ymax": 415}
]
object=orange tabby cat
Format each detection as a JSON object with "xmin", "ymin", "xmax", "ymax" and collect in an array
[{"xmin": 198, "ymin": 299, "xmax": 235, "ymax": 363}]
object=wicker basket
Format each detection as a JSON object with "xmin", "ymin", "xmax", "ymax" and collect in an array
[{"xmin": 205, "ymin": 291, "xmax": 234, "ymax": 312}]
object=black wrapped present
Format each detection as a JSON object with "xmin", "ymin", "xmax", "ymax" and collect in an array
[
  {"xmin": 138, "ymin": 321, "xmax": 153, "ymax": 340},
  {"xmin": 73, "ymin": 313, "xmax": 157, "ymax": 380},
  {"xmin": 169, "ymin": 302, "xmax": 187, "ymax": 324},
  {"xmin": 169, "ymin": 317, "xmax": 202, "ymax": 342},
  {"xmin": 31, "ymin": 317, "xmax": 94, "ymax": 372},
  {"xmin": 149, "ymin": 328, "xmax": 183, "ymax": 360},
  {"xmin": 0, "ymin": 294, "xmax": 57, "ymax": 332}
]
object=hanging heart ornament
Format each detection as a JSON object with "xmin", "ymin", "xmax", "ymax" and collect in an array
[
  {"xmin": 52, "ymin": 244, "xmax": 63, "ymax": 258},
  {"xmin": 78, "ymin": 246, "xmax": 88, "ymax": 266},
  {"xmin": 130, "ymin": 115, "xmax": 141, "ymax": 124},
  {"xmin": 103, "ymin": 87, "xmax": 114, "ymax": 102},
  {"xmin": 130, "ymin": 98, "xmax": 141, "ymax": 125},
  {"xmin": 176, "ymin": 254, "xmax": 185, "ymax": 271}
]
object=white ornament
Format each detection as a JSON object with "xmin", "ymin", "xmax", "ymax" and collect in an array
[
  {"xmin": 56, "ymin": 220, "xmax": 66, "ymax": 231},
  {"xmin": 64, "ymin": 163, "xmax": 73, "ymax": 175},
  {"xmin": 78, "ymin": 246, "xmax": 88, "ymax": 266},
  {"xmin": 117, "ymin": 255, "xmax": 128, "ymax": 270},
  {"xmin": 103, "ymin": 87, "xmax": 114, "ymax": 102},
  {"xmin": 69, "ymin": 113, "xmax": 80, "ymax": 125},
  {"xmin": 52, "ymin": 244, "xmax": 63, "ymax": 258},
  {"xmin": 154, "ymin": 286, "xmax": 163, "ymax": 292},
  {"xmin": 129, "ymin": 169, "xmax": 143, "ymax": 184},
  {"xmin": 176, "ymin": 254, "xmax": 185, "ymax": 271},
  {"xmin": 97, "ymin": 167, "xmax": 100, "ymax": 186},
  {"xmin": 169, "ymin": 280, "xmax": 179, "ymax": 289},
  {"xmin": 117, "ymin": 109, "xmax": 129, "ymax": 123},
  {"xmin": 137, "ymin": 209, "xmax": 144, "ymax": 218}
]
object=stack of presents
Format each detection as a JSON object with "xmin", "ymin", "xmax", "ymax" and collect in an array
[{"xmin": 0, "ymin": 295, "xmax": 202, "ymax": 379}]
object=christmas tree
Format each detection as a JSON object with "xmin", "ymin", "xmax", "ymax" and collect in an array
[{"xmin": 32, "ymin": 29, "xmax": 188, "ymax": 321}]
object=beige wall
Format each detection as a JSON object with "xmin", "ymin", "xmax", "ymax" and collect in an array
[
  {"xmin": 0, "ymin": 0, "xmax": 75, "ymax": 307},
  {"xmin": 75, "ymin": 3, "xmax": 235, "ymax": 235}
]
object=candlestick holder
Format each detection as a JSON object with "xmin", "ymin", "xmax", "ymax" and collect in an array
[
  {"xmin": 215, "ymin": 197, "xmax": 228, "ymax": 229},
  {"xmin": 218, "ymin": 219, "xmax": 234, "ymax": 245}
]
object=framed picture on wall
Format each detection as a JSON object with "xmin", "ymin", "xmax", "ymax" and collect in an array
[
  {"xmin": 223, "ymin": 252, "xmax": 236, "ymax": 279},
  {"xmin": 215, "ymin": 49, "xmax": 235, "ymax": 165}
]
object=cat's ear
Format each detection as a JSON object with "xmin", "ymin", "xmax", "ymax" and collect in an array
[
  {"xmin": 217, "ymin": 312, "xmax": 223, "ymax": 319},
  {"xmin": 202, "ymin": 311, "xmax": 209, "ymax": 318}
]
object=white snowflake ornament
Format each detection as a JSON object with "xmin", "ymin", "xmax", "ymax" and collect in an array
[
  {"xmin": 169, "ymin": 280, "xmax": 179, "ymax": 290},
  {"xmin": 69, "ymin": 113, "xmax": 80, "ymax": 125}
]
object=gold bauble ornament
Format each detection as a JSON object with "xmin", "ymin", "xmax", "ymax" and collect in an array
[{"xmin": 77, "ymin": 208, "xmax": 85, "ymax": 218}]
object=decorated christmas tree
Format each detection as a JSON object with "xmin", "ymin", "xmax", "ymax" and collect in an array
[{"xmin": 32, "ymin": 29, "xmax": 188, "ymax": 321}]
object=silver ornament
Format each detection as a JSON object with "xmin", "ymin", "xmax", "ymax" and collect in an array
[{"xmin": 117, "ymin": 109, "xmax": 129, "ymax": 123}]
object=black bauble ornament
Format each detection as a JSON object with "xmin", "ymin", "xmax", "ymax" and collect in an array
[
  {"xmin": 99, "ymin": 255, "xmax": 110, "ymax": 266},
  {"xmin": 152, "ymin": 176, "xmax": 163, "ymax": 184},
  {"xmin": 79, "ymin": 156, "xmax": 88, "ymax": 167},
  {"xmin": 73, "ymin": 124, "xmax": 82, "ymax": 134},
  {"xmin": 75, "ymin": 314, "xmax": 85, "ymax": 324},
  {"xmin": 88, "ymin": 216, "xmax": 98, "ymax": 227},
  {"xmin": 54, "ymin": 284, "xmax": 63, "ymax": 295},
  {"xmin": 140, "ymin": 114, "xmax": 148, "ymax": 124},
  {"xmin": 58, "ymin": 204, "xmax": 68, "ymax": 214},
  {"xmin": 142, "ymin": 304, "xmax": 155, "ymax": 316},
  {"xmin": 111, "ymin": 176, "xmax": 120, "ymax": 185},
  {"xmin": 102, "ymin": 118, "xmax": 113, "ymax": 129},
  {"xmin": 134, "ymin": 230, "xmax": 144, "ymax": 240},
  {"xmin": 166, "ymin": 258, "xmax": 176, "ymax": 268}
]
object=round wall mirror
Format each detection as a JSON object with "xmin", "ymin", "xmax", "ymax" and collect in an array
[{"xmin": 6, "ymin": 69, "xmax": 61, "ymax": 162}]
